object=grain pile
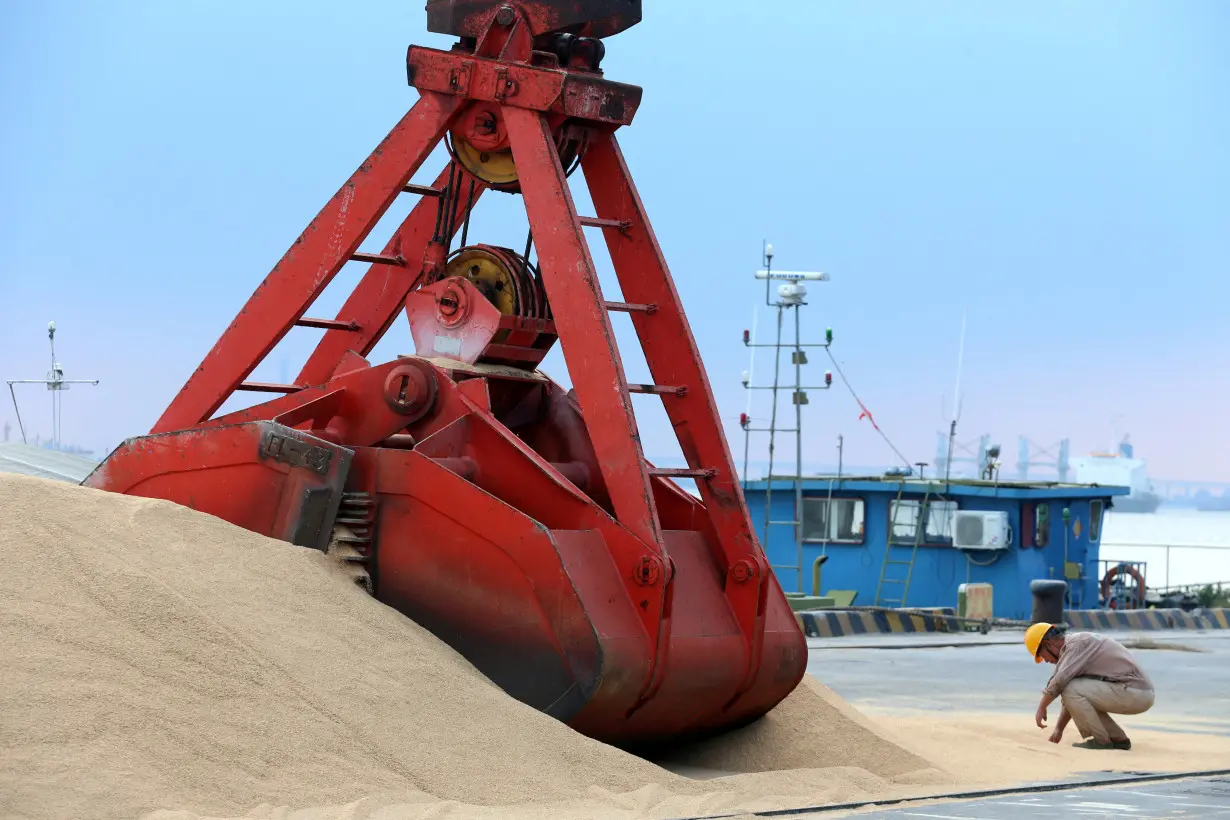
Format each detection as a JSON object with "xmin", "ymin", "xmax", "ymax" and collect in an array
[
  {"xmin": 0, "ymin": 473, "xmax": 956, "ymax": 820},
  {"xmin": 653, "ymin": 675, "xmax": 936, "ymax": 779}
]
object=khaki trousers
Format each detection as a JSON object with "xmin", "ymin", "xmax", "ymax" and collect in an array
[{"xmin": 1061, "ymin": 677, "xmax": 1155, "ymax": 744}]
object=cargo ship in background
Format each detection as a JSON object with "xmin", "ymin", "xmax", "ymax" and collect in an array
[
  {"xmin": 1069, "ymin": 435, "xmax": 1164, "ymax": 514},
  {"xmin": 1195, "ymin": 493, "xmax": 1230, "ymax": 512}
]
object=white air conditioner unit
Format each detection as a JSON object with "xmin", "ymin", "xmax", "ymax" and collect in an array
[{"xmin": 953, "ymin": 511, "xmax": 1012, "ymax": 550}]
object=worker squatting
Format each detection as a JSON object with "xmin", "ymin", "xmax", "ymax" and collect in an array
[{"xmin": 1025, "ymin": 622, "xmax": 1156, "ymax": 749}]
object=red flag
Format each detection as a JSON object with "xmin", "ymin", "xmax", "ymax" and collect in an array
[{"xmin": 857, "ymin": 404, "xmax": 881, "ymax": 432}]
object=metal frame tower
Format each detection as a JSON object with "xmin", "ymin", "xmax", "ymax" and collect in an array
[
  {"xmin": 1017, "ymin": 436, "xmax": 1070, "ymax": 482},
  {"xmin": 739, "ymin": 243, "xmax": 833, "ymax": 592},
  {"xmin": 6, "ymin": 321, "xmax": 99, "ymax": 450},
  {"xmin": 935, "ymin": 432, "xmax": 991, "ymax": 479}
]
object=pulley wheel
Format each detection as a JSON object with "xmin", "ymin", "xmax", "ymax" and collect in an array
[
  {"xmin": 452, "ymin": 138, "xmax": 519, "ymax": 187},
  {"xmin": 447, "ymin": 128, "xmax": 588, "ymax": 194},
  {"xmin": 444, "ymin": 245, "xmax": 549, "ymax": 320}
]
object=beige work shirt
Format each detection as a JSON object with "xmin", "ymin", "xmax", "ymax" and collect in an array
[{"xmin": 1042, "ymin": 631, "xmax": 1155, "ymax": 699}]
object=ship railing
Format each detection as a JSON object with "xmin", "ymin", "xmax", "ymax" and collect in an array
[{"xmin": 1100, "ymin": 541, "xmax": 1230, "ymax": 591}]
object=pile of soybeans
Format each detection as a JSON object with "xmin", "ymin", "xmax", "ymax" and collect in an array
[{"xmin": 23, "ymin": 471, "xmax": 1219, "ymax": 820}]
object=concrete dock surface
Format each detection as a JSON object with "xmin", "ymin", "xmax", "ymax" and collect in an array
[{"xmin": 796, "ymin": 631, "xmax": 1230, "ymax": 818}]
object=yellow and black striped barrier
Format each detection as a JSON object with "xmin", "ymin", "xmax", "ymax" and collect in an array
[
  {"xmin": 1166, "ymin": 609, "xmax": 1208, "ymax": 630},
  {"xmin": 1065, "ymin": 608, "xmax": 1230, "ymax": 631},
  {"xmin": 1200, "ymin": 608, "xmax": 1230, "ymax": 629},
  {"xmin": 792, "ymin": 607, "xmax": 1230, "ymax": 639},
  {"xmin": 1064, "ymin": 609, "xmax": 1171, "ymax": 631},
  {"xmin": 794, "ymin": 608, "xmax": 959, "ymax": 638}
]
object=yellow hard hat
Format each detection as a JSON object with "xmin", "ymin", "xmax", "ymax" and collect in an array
[{"xmin": 1024, "ymin": 622, "xmax": 1051, "ymax": 663}]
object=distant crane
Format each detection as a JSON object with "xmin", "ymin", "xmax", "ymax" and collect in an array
[
  {"xmin": 6, "ymin": 321, "xmax": 99, "ymax": 450},
  {"xmin": 1017, "ymin": 436, "xmax": 1070, "ymax": 482}
]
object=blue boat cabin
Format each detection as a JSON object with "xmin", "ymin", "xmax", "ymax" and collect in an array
[{"xmin": 741, "ymin": 476, "xmax": 1130, "ymax": 621}]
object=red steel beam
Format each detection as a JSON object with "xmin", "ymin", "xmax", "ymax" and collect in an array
[
  {"xmin": 580, "ymin": 131, "xmax": 770, "ymax": 706},
  {"xmin": 152, "ymin": 91, "xmax": 464, "ymax": 434},
  {"xmin": 502, "ymin": 106, "xmax": 663, "ymax": 554},
  {"xmin": 406, "ymin": 45, "xmax": 642, "ymax": 126},
  {"xmin": 297, "ymin": 164, "xmax": 487, "ymax": 387}
]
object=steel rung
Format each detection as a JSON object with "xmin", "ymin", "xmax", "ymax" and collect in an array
[
  {"xmin": 648, "ymin": 467, "xmax": 718, "ymax": 479},
  {"xmin": 296, "ymin": 317, "xmax": 361, "ymax": 332},
  {"xmin": 403, "ymin": 183, "xmax": 443, "ymax": 197},
  {"xmin": 628, "ymin": 383, "xmax": 686, "ymax": 397},
  {"xmin": 351, "ymin": 251, "xmax": 406, "ymax": 267},
  {"xmin": 579, "ymin": 215, "xmax": 631, "ymax": 231},
  {"xmin": 236, "ymin": 381, "xmax": 301, "ymax": 394},
  {"xmin": 605, "ymin": 300, "xmax": 658, "ymax": 314}
]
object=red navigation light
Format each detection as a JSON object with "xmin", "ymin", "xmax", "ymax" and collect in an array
[{"xmin": 824, "ymin": 371, "xmax": 833, "ymax": 386}]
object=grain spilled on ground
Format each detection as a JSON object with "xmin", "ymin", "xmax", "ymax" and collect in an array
[
  {"xmin": 0, "ymin": 473, "xmax": 959, "ymax": 820},
  {"xmin": 864, "ymin": 708, "xmax": 1230, "ymax": 789},
  {"xmin": 653, "ymin": 675, "xmax": 933, "ymax": 777}
]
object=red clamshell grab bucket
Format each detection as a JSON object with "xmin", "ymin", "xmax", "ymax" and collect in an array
[
  {"xmin": 84, "ymin": 405, "xmax": 806, "ymax": 748},
  {"xmin": 85, "ymin": 2, "xmax": 810, "ymax": 749},
  {"xmin": 362, "ymin": 421, "xmax": 808, "ymax": 747}
]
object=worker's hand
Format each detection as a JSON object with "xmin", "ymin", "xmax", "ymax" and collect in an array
[
  {"xmin": 1035, "ymin": 705, "xmax": 1048, "ymax": 729},
  {"xmin": 1048, "ymin": 727, "xmax": 1064, "ymax": 744}
]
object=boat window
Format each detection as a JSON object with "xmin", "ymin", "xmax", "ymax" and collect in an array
[
  {"xmin": 801, "ymin": 497, "xmax": 865, "ymax": 543},
  {"xmin": 889, "ymin": 499, "xmax": 957, "ymax": 544},
  {"xmin": 1035, "ymin": 504, "xmax": 1051, "ymax": 547},
  {"xmin": 1089, "ymin": 500, "xmax": 1103, "ymax": 541}
]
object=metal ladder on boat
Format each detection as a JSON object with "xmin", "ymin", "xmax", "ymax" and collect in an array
[
  {"xmin": 764, "ymin": 492, "xmax": 806, "ymax": 592},
  {"xmin": 874, "ymin": 483, "xmax": 931, "ymax": 608}
]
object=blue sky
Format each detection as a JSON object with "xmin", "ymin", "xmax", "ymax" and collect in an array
[{"xmin": 2, "ymin": 1, "xmax": 1227, "ymax": 480}]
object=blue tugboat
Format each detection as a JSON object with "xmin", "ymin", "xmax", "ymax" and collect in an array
[
  {"xmin": 735, "ymin": 243, "xmax": 1130, "ymax": 621},
  {"xmin": 741, "ymin": 470, "xmax": 1130, "ymax": 621}
]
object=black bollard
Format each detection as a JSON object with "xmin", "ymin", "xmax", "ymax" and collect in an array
[{"xmin": 1030, "ymin": 579, "xmax": 1068, "ymax": 625}]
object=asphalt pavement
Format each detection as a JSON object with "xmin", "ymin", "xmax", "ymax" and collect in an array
[
  {"xmin": 828, "ymin": 774, "xmax": 1230, "ymax": 819},
  {"xmin": 808, "ymin": 631, "xmax": 1230, "ymax": 732}
]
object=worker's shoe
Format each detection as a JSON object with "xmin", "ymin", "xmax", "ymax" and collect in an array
[
  {"xmin": 1111, "ymin": 738, "xmax": 1132, "ymax": 750},
  {"xmin": 1072, "ymin": 739, "xmax": 1121, "ymax": 750}
]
